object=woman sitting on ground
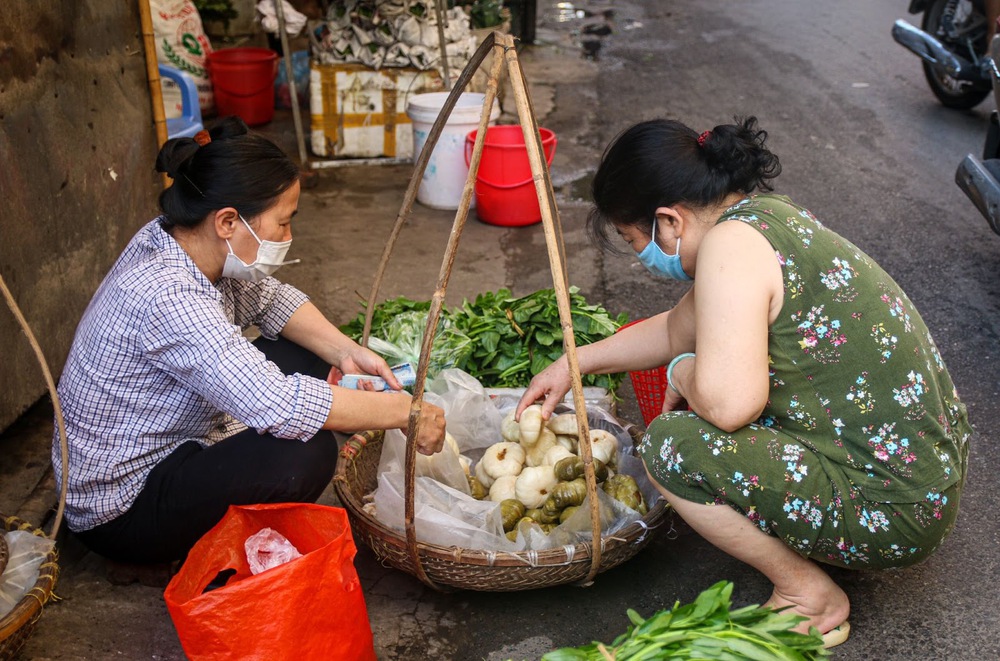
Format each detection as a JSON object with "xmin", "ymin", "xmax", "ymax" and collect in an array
[{"xmin": 55, "ymin": 117, "xmax": 446, "ymax": 564}]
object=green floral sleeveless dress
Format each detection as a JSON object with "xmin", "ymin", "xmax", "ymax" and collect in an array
[{"xmin": 638, "ymin": 194, "xmax": 972, "ymax": 569}]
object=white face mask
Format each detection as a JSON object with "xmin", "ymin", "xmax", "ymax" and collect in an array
[{"xmin": 221, "ymin": 215, "xmax": 294, "ymax": 282}]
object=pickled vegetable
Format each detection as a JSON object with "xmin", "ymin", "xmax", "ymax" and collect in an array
[
  {"xmin": 525, "ymin": 507, "xmax": 560, "ymax": 525},
  {"xmin": 603, "ymin": 474, "xmax": 647, "ymax": 514},
  {"xmin": 548, "ymin": 477, "xmax": 587, "ymax": 510},
  {"xmin": 499, "ymin": 498, "xmax": 526, "ymax": 532},
  {"xmin": 558, "ymin": 505, "xmax": 579, "ymax": 524},
  {"xmin": 468, "ymin": 474, "xmax": 489, "ymax": 500},
  {"xmin": 515, "ymin": 465, "xmax": 559, "ymax": 508},
  {"xmin": 553, "ymin": 456, "xmax": 608, "ymax": 482}
]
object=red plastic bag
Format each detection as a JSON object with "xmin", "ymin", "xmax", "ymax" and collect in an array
[{"xmin": 164, "ymin": 503, "xmax": 376, "ymax": 661}]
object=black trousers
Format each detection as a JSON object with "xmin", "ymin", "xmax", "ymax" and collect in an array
[{"xmin": 76, "ymin": 337, "xmax": 338, "ymax": 564}]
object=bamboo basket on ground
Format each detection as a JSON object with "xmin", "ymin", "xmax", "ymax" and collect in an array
[
  {"xmin": 0, "ymin": 517, "xmax": 60, "ymax": 661},
  {"xmin": 332, "ymin": 33, "xmax": 670, "ymax": 591},
  {"xmin": 334, "ymin": 430, "xmax": 670, "ymax": 591},
  {"xmin": 0, "ymin": 271, "xmax": 68, "ymax": 658}
]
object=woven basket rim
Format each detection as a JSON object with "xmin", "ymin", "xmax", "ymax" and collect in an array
[
  {"xmin": 333, "ymin": 429, "xmax": 670, "ymax": 570},
  {"xmin": 0, "ymin": 514, "xmax": 60, "ymax": 648}
]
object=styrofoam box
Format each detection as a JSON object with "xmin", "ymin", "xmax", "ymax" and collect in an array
[{"xmin": 309, "ymin": 62, "xmax": 444, "ymax": 159}]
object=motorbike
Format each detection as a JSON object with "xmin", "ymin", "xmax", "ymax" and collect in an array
[
  {"xmin": 892, "ymin": 0, "xmax": 993, "ymax": 109},
  {"xmin": 955, "ymin": 33, "xmax": 1000, "ymax": 235}
]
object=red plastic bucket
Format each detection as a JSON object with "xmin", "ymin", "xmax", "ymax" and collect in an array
[
  {"xmin": 207, "ymin": 47, "xmax": 278, "ymax": 126},
  {"xmin": 465, "ymin": 125, "xmax": 557, "ymax": 227},
  {"xmin": 616, "ymin": 318, "xmax": 668, "ymax": 426}
]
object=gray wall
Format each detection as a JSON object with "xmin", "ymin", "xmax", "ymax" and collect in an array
[{"xmin": 0, "ymin": 2, "xmax": 160, "ymax": 431}]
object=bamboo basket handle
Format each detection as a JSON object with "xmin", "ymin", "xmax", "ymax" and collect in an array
[
  {"xmin": 399, "ymin": 36, "xmax": 507, "ymax": 591},
  {"xmin": 359, "ymin": 33, "xmax": 498, "ymax": 349},
  {"xmin": 370, "ymin": 32, "xmax": 604, "ymax": 589},
  {"xmin": 0, "ymin": 273, "xmax": 69, "ymax": 541},
  {"xmin": 502, "ymin": 39, "xmax": 602, "ymax": 584}
]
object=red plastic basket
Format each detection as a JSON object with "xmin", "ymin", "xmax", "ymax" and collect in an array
[{"xmin": 616, "ymin": 319, "xmax": 667, "ymax": 426}]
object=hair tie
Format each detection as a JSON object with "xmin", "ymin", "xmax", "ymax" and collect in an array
[
  {"xmin": 697, "ymin": 130, "xmax": 711, "ymax": 147},
  {"xmin": 193, "ymin": 130, "xmax": 212, "ymax": 147}
]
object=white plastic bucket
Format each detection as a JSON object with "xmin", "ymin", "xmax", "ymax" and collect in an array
[{"xmin": 406, "ymin": 92, "xmax": 500, "ymax": 210}]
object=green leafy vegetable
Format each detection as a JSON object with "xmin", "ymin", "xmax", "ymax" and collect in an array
[
  {"xmin": 339, "ymin": 295, "xmax": 430, "ymax": 341},
  {"xmin": 339, "ymin": 288, "xmax": 629, "ymax": 390},
  {"xmin": 338, "ymin": 297, "xmax": 473, "ymax": 377},
  {"xmin": 192, "ymin": 0, "xmax": 238, "ymax": 29},
  {"xmin": 542, "ymin": 581, "xmax": 830, "ymax": 660}
]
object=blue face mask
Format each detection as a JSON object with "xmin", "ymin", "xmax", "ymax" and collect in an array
[{"xmin": 637, "ymin": 218, "xmax": 693, "ymax": 281}]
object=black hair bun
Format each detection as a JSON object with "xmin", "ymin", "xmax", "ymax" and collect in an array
[
  {"xmin": 210, "ymin": 116, "xmax": 250, "ymax": 142},
  {"xmin": 154, "ymin": 138, "xmax": 200, "ymax": 178}
]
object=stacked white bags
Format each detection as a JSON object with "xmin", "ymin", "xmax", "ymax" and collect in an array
[{"xmin": 310, "ymin": 0, "xmax": 480, "ymax": 72}]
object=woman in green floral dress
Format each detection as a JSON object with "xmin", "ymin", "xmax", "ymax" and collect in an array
[{"xmin": 516, "ymin": 117, "xmax": 971, "ymax": 648}]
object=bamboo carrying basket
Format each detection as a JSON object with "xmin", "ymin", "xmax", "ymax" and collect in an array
[
  {"xmin": 0, "ymin": 517, "xmax": 59, "ymax": 661},
  {"xmin": 332, "ymin": 33, "xmax": 669, "ymax": 591},
  {"xmin": 0, "ymin": 267, "xmax": 68, "ymax": 658},
  {"xmin": 335, "ymin": 430, "xmax": 669, "ymax": 591}
]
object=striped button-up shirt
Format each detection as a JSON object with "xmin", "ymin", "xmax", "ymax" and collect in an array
[{"xmin": 54, "ymin": 219, "xmax": 333, "ymax": 531}]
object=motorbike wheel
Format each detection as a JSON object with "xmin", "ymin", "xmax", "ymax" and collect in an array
[{"xmin": 921, "ymin": 0, "xmax": 991, "ymax": 109}]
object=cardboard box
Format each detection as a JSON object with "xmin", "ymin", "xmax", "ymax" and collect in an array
[{"xmin": 309, "ymin": 62, "xmax": 444, "ymax": 159}]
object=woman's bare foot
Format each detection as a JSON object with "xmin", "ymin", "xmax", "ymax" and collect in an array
[{"xmin": 764, "ymin": 580, "xmax": 851, "ymax": 635}]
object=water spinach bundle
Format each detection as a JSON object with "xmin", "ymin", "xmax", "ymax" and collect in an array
[{"xmin": 542, "ymin": 581, "xmax": 830, "ymax": 660}]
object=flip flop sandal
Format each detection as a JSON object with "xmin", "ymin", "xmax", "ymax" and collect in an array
[{"xmin": 822, "ymin": 621, "xmax": 851, "ymax": 649}]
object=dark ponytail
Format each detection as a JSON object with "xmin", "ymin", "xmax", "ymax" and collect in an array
[
  {"xmin": 155, "ymin": 116, "xmax": 300, "ymax": 229},
  {"xmin": 587, "ymin": 116, "xmax": 781, "ymax": 251}
]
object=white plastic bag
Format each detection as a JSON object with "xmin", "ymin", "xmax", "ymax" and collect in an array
[
  {"xmin": 374, "ymin": 472, "xmax": 514, "ymax": 550},
  {"xmin": 379, "ymin": 426, "xmax": 471, "ymax": 494},
  {"xmin": 0, "ymin": 531, "xmax": 55, "ymax": 619},
  {"xmin": 257, "ymin": 0, "xmax": 308, "ymax": 36},
  {"xmin": 368, "ymin": 370, "xmax": 658, "ymax": 552},
  {"xmin": 375, "ymin": 369, "xmax": 503, "ymax": 494},
  {"xmin": 244, "ymin": 528, "xmax": 302, "ymax": 575},
  {"xmin": 426, "ymin": 369, "xmax": 503, "ymax": 454}
]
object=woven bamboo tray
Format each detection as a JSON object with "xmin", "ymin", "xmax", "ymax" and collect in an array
[
  {"xmin": 333, "ymin": 429, "xmax": 670, "ymax": 592},
  {"xmin": 0, "ymin": 516, "xmax": 60, "ymax": 661},
  {"xmin": 1, "ymin": 233, "xmax": 68, "ymax": 659}
]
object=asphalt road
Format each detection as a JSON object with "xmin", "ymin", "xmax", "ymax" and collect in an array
[{"xmin": 470, "ymin": 1, "xmax": 1000, "ymax": 659}]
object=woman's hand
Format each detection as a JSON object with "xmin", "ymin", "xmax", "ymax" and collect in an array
[
  {"xmin": 411, "ymin": 401, "xmax": 447, "ymax": 456},
  {"xmin": 323, "ymin": 388, "xmax": 445, "ymax": 451},
  {"xmin": 332, "ymin": 344, "xmax": 403, "ymax": 390},
  {"xmin": 661, "ymin": 386, "xmax": 687, "ymax": 414},
  {"xmin": 516, "ymin": 355, "xmax": 572, "ymax": 421}
]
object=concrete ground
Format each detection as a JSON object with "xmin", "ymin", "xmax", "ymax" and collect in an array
[
  {"xmin": 3, "ymin": 1, "xmax": 999, "ymax": 659},
  {"xmin": 2, "ymin": 8, "xmax": 645, "ymax": 660}
]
